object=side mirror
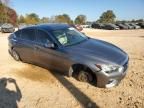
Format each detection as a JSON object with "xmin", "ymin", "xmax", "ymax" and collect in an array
[{"xmin": 44, "ymin": 42, "xmax": 55, "ymax": 49}]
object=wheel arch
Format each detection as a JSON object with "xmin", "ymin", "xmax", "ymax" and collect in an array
[
  {"xmin": 69, "ymin": 63, "xmax": 96, "ymax": 77},
  {"xmin": 68, "ymin": 63, "xmax": 97, "ymax": 84},
  {"xmin": 11, "ymin": 47, "xmax": 21, "ymax": 61}
]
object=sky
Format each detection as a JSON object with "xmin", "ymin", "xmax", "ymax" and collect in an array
[{"xmin": 9, "ymin": 0, "xmax": 144, "ymax": 21}]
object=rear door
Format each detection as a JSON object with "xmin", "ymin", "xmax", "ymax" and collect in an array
[{"xmin": 15, "ymin": 28, "xmax": 36, "ymax": 63}]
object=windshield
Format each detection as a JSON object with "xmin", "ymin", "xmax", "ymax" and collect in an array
[{"xmin": 52, "ymin": 27, "xmax": 88, "ymax": 46}]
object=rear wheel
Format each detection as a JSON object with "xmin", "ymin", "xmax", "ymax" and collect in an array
[
  {"xmin": 11, "ymin": 49, "xmax": 20, "ymax": 61},
  {"xmin": 78, "ymin": 71, "xmax": 93, "ymax": 83}
]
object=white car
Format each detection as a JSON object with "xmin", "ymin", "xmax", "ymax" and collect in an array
[
  {"xmin": 1, "ymin": 23, "xmax": 15, "ymax": 33},
  {"xmin": 0, "ymin": 23, "xmax": 3, "ymax": 32}
]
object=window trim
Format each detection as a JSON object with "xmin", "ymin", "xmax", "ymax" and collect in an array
[
  {"xmin": 14, "ymin": 30, "xmax": 22, "ymax": 39},
  {"xmin": 35, "ymin": 28, "xmax": 53, "ymax": 45},
  {"xmin": 19, "ymin": 28, "xmax": 36, "ymax": 42}
]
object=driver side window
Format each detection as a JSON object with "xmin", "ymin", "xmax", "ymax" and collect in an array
[{"xmin": 36, "ymin": 30, "xmax": 50, "ymax": 44}]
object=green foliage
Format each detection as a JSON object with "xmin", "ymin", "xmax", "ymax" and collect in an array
[
  {"xmin": 25, "ymin": 13, "xmax": 40, "ymax": 24},
  {"xmin": 0, "ymin": 4, "xmax": 6, "ymax": 22},
  {"xmin": 18, "ymin": 15, "xmax": 25, "ymax": 23},
  {"xmin": 17, "ymin": 14, "xmax": 74, "ymax": 24},
  {"xmin": 98, "ymin": 10, "xmax": 116, "ymax": 23},
  {"xmin": 55, "ymin": 14, "xmax": 72, "ymax": 24},
  {"xmin": 131, "ymin": 19, "xmax": 144, "ymax": 23},
  {"xmin": 40, "ymin": 17, "xmax": 49, "ymax": 23},
  {"xmin": 75, "ymin": 15, "xmax": 87, "ymax": 24},
  {"xmin": 0, "ymin": 3, "xmax": 17, "ymax": 25}
]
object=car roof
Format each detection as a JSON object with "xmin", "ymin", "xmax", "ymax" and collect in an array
[{"xmin": 22, "ymin": 23, "xmax": 70, "ymax": 31}]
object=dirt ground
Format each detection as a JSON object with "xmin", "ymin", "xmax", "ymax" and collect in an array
[{"xmin": 0, "ymin": 29, "xmax": 144, "ymax": 108}]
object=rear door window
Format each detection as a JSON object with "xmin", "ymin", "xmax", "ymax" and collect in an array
[
  {"xmin": 21, "ymin": 29, "xmax": 35, "ymax": 41},
  {"xmin": 36, "ymin": 30, "xmax": 51, "ymax": 44}
]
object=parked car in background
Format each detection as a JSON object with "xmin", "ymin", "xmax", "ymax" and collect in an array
[
  {"xmin": 0, "ymin": 23, "xmax": 4, "ymax": 32},
  {"xmin": 75, "ymin": 24, "xmax": 83, "ymax": 31},
  {"xmin": 115, "ymin": 23, "xmax": 129, "ymax": 30},
  {"xmin": 123, "ymin": 23, "xmax": 134, "ymax": 29},
  {"xmin": 91, "ymin": 23, "xmax": 104, "ymax": 29},
  {"xmin": 137, "ymin": 22, "xmax": 144, "ymax": 28},
  {"xmin": 1, "ymin": 23, "xmax": 15, "ymax": 33},
  {"xmin": 129, "ymin": 23, "xmax": 140, "ymax": 29},
  {"xmin": 8, "ymin": 24, "xmax": 129, "ymax": 88},
  {"xmin": 103, "ymin": 23, "xmax": 120, "ymax": 30},
  {"xmin": 69, "ymin": 24, "xmax": 83, "ymax": 31},
  {"xmin": 81, "ymin": 25, "xmax": 91, "ymax": 28}
]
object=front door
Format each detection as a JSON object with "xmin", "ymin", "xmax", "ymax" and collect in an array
[{"xmin": 34, "ymin": 29, "xmax": 71, "ymax": 72}]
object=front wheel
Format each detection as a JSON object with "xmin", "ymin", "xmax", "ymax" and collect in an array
[{"xmin": 77, "ymin": 71, "xmax": 93, "ymax": 83}]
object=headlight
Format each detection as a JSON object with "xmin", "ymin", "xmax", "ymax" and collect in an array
[{"xmin": 96, "ymin": 64, "xmax": 124, "ymax": 73}]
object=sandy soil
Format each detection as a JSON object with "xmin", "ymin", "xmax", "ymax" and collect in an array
[{"xmin": 0, "ymin": 29, "xmax": 144, "ymax": 108}]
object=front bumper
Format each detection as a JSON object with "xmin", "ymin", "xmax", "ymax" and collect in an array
[
  {"xmin": 1, "ymin": 28, "xmax": 14, "ymax": 33},
  {"xmin": 94, "ymin": 61, "xmax": 129, "ymax": 88},
  {"xmin": 96, "ymin": 68, "xmax": 128, "ymax": 88}
]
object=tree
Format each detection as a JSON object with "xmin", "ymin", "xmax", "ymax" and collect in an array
[
  {"xmin": 75, "ymin": 15, "xmax": 87, "ymax": 25},
  {"xmin": 40, "ymin": 17, "xmax": 49, "ymax": 23},
  {"xmin": 0, "ymin": 0, "xmax": 10, "ymax": 22},
  {"xmin": 98, "ymin": 10, "xmax": 116, "ymax": 23},
  {"xmin": 55, "ymin": 14, "xmax": 72, "ymax": 24},
  {"xmin": 135, "ymin": 19, "xmax": 144, "ymax": 23},
  {"xmin": 7, "ymin": 7, "xmax": 17, "ymax": 25},
  {"xmin": 18, "ymin": 15, "xmax": 25, "ymax": 23},
  {"xmin": 25, "ymin": 13, "xmax": 40, "ymax": 24},
  {"xmin": 0, "ymin": 2, "xmax": 17, "ymax": 25},
  {"xmin": 0, "ymin": 3, "xmax": 6, "ymax": 23}
]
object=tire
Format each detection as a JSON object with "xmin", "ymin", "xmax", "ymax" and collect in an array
[
  {"xmin": 11, "ymin": 49, "xmax": 20, "ymax": 61},
  {"xmin": 77, "ymin": 71, "xmax": 93, "ymax": 83}
]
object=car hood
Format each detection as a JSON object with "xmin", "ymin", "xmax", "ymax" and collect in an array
[
  {"xmin": 2, "ymin": 24, "xmax": 13, "ymax": 28},
  {"xmin": 65, "ymin": 38, "xmax": 128, "ymax": 65}
]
